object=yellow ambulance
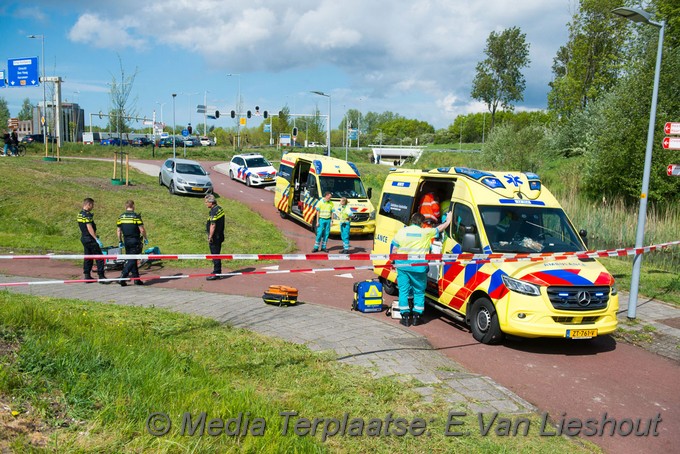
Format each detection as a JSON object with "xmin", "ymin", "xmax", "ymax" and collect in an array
[
  {"xmin": 274, "ymin": 153, "xmax": 376, "ymax": 234},
  {"xmin": 373, "ymin": 167, "xmax": 618, "ymax": 344}
]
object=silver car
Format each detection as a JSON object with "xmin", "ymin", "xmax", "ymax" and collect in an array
[{"xmin": 159, "ymin": 158, "xmax": 213, "ymax": 195}]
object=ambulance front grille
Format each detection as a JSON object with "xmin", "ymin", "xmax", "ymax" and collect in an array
[
  {"xmin": 351, "ymin": 213, "xmax": 370, "ymax": 222},
  {"xmin": 547, "ymin": 286, "xmax": 609, "ymax": 311},
  {"xmin": 552, "ymin": 316, "xmax": 600, "ymax": 324}
]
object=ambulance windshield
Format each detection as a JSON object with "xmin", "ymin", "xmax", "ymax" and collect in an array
[
  {"xmin": 479, "ymin": 205, "xmax": 585, "ymax": 253},
  {"xmin": 319, "ymin": 176, "xmax": 368, "ymax": 199}
]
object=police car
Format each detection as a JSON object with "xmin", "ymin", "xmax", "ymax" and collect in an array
[{"xmin": 228, "ymin": 153, "xmax": 277, "ymax": 187}]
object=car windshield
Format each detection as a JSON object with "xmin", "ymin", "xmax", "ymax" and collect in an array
[
  {"xmin": 319, "ymin": 176, "xmax": 367, "ymax": 199},
  {"xmin": 478, "ymin": 205, "xmax": 584, "ymax": 253},
  {"xmin": 246, "ymin": 157, "xmax": 270, "ymax": 168},
  {"xmin": 176, "ymin": 163, "xmax": 207, "ymax": 176}
]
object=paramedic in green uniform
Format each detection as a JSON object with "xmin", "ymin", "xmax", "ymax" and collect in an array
[
  {"xmin": 391, "ymin": 212, "xmax": 451, "ymax": 326},
  {"xmin": 77, "ymin": 197, "xmax": 108, "ymax": 283},
  {"xmin": 312, "ymin": 191, "xmax": 334, "ymax": 252},
  {"xmin": 337, "ymin": 197, "xmax": 352, "ymax": 254},
  {"xmin": 116, "ymin": 200, "xmax": 148, "ymax": 286}
]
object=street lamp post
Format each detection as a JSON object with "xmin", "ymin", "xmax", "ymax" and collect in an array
[
  {"xmin": 28, "ymin": 34, "xmax": 47, "ymax": 157},
  {"xmin": 612, "ymin": 7, "xmax": 666, "ymax": 320},
  {"xmin": 156, "ymin": 102, "xmax": 166, "ymax": 125},
  {"xmin": 172, "ymin": 93, "xmax": 177, "ymax": 159},
  {"xmin": 227, "ymin": 74, "xmax": 241, "ymax": 148},
  {"xmin": 311, "ymin": 91, "xmax": 331, "ymax": 156}
]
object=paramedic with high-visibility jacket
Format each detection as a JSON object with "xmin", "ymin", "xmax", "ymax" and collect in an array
[
  {"xmin": 312, "ymin": 192, "xmax": 334, "ymax": 252},
  {"xmin": 337, "ymin": 197, "xmax": 352, "ymax": 254},
  {"xmin": 391, "ymin": 211, "xmax": 452, "ymax": 327}
]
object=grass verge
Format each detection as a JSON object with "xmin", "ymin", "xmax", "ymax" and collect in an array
[
  {"xmin": 0, "ymin": 293, "xmax": 598, "ymax": 453},
  {"xmin": 0, "ymin": 156, "xmax": 294, "ymax": 270}
]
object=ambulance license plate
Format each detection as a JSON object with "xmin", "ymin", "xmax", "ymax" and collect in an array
[
  {"xmin": 566, "ymin": 329, "xmax": 597, "ymax": 339},
  {"xmin": 350, "ymin": 228, "xmax": 363, "ymax": 233}
]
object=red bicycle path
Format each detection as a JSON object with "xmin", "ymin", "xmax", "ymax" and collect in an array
[{"xmin": 2, "ymin": 159, "xmax": 677, "ymax": 454}]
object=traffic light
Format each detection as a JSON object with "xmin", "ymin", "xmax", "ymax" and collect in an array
[
  {"xmin": 292, "ymin": 127, "xmax": 298, "ymax": 137},
  {"xmin": 263, "ymin": 111, "xmax": 268, "ymax": 119},
  {"xmin": 255, "ymin": 106, "xmax": 260, "ymax": 115},
  {"xmin": 231, "ymin": 110, "xmax": 236, "ymax": 118},
  {"xmin": 187, "ymin": 124, "xmax": 192, "ymax": 134},
  {"xmin": 215, "ymin": 110, "xmax": 220, "ymax": 119},
  {"xmin": 247, "ymin": 110, "xmax": 252, "ymax": 118}
]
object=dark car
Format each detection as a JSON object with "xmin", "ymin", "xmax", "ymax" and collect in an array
[
  {"xmin": 21, "ymin": 134, "xmax": 54, "ymax": 143},
  {"xmin": 132, "ymin": 137, "xmax": 154, "ymax": 147},
  {"xmin": 107, "ymin": 137, "xmax": 130, "ymax": 146},
  {"xmin": 159, "ymin": 137, "xmax": 182, "ymax": 148}
]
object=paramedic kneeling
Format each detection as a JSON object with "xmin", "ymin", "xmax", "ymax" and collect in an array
[{"xmin": 391, "ymin": 212, "xmax": 452, "ymax": 327}]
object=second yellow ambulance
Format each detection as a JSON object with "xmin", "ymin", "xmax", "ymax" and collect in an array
[{"xmin": 274, "ymin": 153, "xmax": 376, "ymax": 234}]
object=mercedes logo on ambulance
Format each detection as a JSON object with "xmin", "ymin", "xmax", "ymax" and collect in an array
[{"xmin": 577, "ymin": 291, "xmax": 592, "ymax": 307}]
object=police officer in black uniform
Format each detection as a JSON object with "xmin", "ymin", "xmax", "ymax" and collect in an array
[
  {"xmin": 116, "ymin": 200, "xmax": 148, "ymax": 286},
  {"xmin": 204, "ymin": 194, "xmax": 225, "ymax": 280},
  {"xmin": 77, "ymin": 197, "xmax": 108, "ymax": 283}
]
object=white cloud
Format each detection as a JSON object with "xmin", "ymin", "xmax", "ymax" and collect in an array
[{"xmin": 68, "ymin": 13, "xmax": 146, "ymax": 50}]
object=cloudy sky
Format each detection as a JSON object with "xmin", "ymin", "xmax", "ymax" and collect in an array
[{"xmin": 0, "ymin": 0, "xmax": 577, "ymax": 130}]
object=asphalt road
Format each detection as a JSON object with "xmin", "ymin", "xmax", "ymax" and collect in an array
[{"xmin": 4, "ymin": 158, "xmax": 677, "ymax": 454}]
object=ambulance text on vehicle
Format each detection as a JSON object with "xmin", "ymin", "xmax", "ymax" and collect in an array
[
  {"xmin": 372, "ymin": 167, "xmax": 618, "ymax": 344},
  {"xmin": 274, "ymin": 153, "xmax": 376, "ymax": 234}
]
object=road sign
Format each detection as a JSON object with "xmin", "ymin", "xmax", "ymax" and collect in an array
[
  {"xmin": 181, "ymin": 129, "xmax": 189, "ymax": 137},
  {"xmin": 7, "ymin": 57, "xmax": 39, "ymax": 87},
  {"xmin": 668, "ymin": 164, "xmax": 680, "ymax": 176},
  {"xmin": 196, "ymin": 104, "xmax": 206, "ymax": 114},
  {"xmin": 662, "ymin": 137, "xmax": 680, "ymax": 150},
  {"xmin": 664, "ymin": 122, "xmax": 680, "ymax": 135},
  {"xmin": 240, "ymin": 117, "xmax": 247, "ymax": 126},
  {"xmin": 0, "ymin": 70, "xmax": 5, "ymax": 88}
]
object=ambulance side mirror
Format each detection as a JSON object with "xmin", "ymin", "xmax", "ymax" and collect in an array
[
  {"xmin": 579, "ymin": 229, "xmax": 588, "ymax": 248},
  {"xmin": 460, "ymin": 225, "xmax": 480, "ymax": 253},
  {"xmin": 367, "ymin": 187, "xmax": 372, "ymax": 199}
]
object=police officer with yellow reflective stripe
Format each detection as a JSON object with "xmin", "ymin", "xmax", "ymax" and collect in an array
[
  {"xmin": 391, "ymin": 211, "xmax": 452, "ymax": 326},
  {"xmin": 77, "ymin": 197, "xmax": 108, "ymax": 283},
  {"xmin": 312, "ymin": 191, "xmax": 334, "ymax": 252},
  {"xmin": 116, "ymin": 200, "xmax": 148, "ymax": 286},
  {"xmin": 204, "ymin": 194, "xmax": 225, "ymax": 280}
]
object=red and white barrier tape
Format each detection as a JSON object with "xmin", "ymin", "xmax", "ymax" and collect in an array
[
  {"xmin": 0, "ymin": 264, "xmax": 386, "ymax": 287},
  {"xmin": 1, "ymin": 240, "xmax": 679, "ymax": 263}
]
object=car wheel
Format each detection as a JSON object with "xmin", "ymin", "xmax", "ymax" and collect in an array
[
  {"xmin": 169, "ymin": 181, "xmax": 176, "ymax": 195},
  {"xmin": 158, "ymin": 174, "xmax": 164, "ymax": 186},
  {"xmin": 381, "ymin": 277, "xmax": 399, "ymax": 296},
  {"xmin": 469, "ymin": 297, "xmax": 504, "ymax": 344},
  {"xmin": 279, "ymin": 210, "xmax": 288, "ymax": 219},
  {"xmin": 246, "ymin": 176, "xmax": 252, "ymax": 187},
  {"xmin": 229, "ymin": 170, "xmax": 234, "ymax": 180}
]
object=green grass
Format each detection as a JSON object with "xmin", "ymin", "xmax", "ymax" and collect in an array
[
  {"xmin": 0, "ymin": 155, "xmax": 294, "ymax": 269},
  {"xmin": 0, "ymin": 293, "xmax": 598, "ymax": 453}
]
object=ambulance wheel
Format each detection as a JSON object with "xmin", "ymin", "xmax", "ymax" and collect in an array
[
  {"xmin": 381, "ymin": 277, "xmax": 398, "ymax": 296},
  {"xmin": 470, "ymin": 297, "xmax": 503, "ymax": 344},
  {"xmin": 279, "ymin": 210, "xmax": 288, "ymax": 219}
]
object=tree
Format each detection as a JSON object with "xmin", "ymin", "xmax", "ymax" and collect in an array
[
  {"xmin": 547, "ymin": 0, "xmax": 628, "ymax": 119},
  {"xmin": 0, "ymin": 98, "xmax": 9, "ymax": 130},
  {"xmin": 18, "ymin": 98, "xmax": 33, "ymax": 121},
  {"xmin": 107, "ymin": 55, "xmax": 138, "ymax": 135},
  {"xmin": 471, "ymin": 26, "xmax": 531, "ymax": 128}
]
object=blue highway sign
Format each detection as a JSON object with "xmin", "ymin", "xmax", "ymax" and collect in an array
[{"xmin": 7, "ymin": 57, "xmax": 39, "ymax": 87}]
